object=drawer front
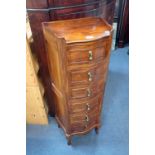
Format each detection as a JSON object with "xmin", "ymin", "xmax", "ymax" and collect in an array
[
  {"xmin": 67, "ymin": 38, "xmax": 107, "ymax": 51},
  {"xmin": 69, "ymin": 100, "xmax": 98, "ymax": 114},
  {"xmin": 68, "ymin": 62, "xmax": 106, "ymax": 86},
  {"xmin": 67, "ymin": 46, "xmax": 106, "ymax": 65},
  {"xmin": 67, "ymin": 39, "xmax": 108, "ymax": 66},
  {"xmin": 69, "ymin": 94, "xmax": 100, "ymax": 114},
  {"xmin": 70, "ymin": 108, "xmax": 99, "ymax": 133},
  {"xmin": 70, "ymin": 107, "xmax": 98, "ymax": 123},
  {"xmin": 70, "ymin": 80, "xmax": 104, "ymax": 99},
  {"xmin": 71, "ymin": 118, "xmax": 98, "ymax": 133}
]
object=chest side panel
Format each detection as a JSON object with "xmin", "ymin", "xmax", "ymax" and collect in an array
[
  {"xmin": 44, "ymin": 31, "xmax": 62, "ymax": 91},
  {"xmin": 43, "ymin": 28, "xmax": 70, "ymax": 129}
]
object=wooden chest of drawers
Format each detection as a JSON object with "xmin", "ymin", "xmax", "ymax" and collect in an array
[{"xmin": 42, "ymin": 17, "xmax": 113, "ymax": 145}]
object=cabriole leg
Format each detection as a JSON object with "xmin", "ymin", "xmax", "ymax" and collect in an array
[
  {"xmin": 95, "ymin": 127, "xmax": 99, "ymax": 134},
  {"xmin": 58, "ymin": 124, "xmax": 60, "ymax": 128},
  {"xmin": 66, "ymin": 135, "xmax": 72, "ymax": 145}
]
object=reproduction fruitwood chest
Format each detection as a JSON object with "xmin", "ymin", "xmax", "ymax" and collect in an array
[{"xmin": 42, "ymin": 17, "xmax": 113, "ymax": 145}]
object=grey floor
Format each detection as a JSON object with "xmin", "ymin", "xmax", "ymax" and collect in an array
[{"xmin": 26, "ymin": 46, "xmax": 129, "ymax": 155}]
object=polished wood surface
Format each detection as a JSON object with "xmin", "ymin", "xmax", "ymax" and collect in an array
[
  {"xmin": 43, "ymin": 17, "xmax": 112, "ymax": 43},
  {"xmin": 27, "ymin": 0, "xmax": 116, "ymax": 116},
  {"xmin": 42, "ymin": 17, "xmax": 113, "ymax": 144}
]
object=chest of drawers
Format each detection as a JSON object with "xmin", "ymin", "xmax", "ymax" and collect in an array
[{"xmin": 42, "ymin": 17, "xmax": 113, "ymax": 145}]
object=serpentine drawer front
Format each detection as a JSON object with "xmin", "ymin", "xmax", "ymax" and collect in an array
[{"xmin": 42, "ymin": 17, "xmax": 113, "ymax": 145}]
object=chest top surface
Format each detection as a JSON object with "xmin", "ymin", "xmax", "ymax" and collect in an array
[{"xmin": 42, "ymin": 17, "xmax": 113, "ymax": 43}]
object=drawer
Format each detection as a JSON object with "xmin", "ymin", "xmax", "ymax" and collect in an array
[
  {"xmin": 67, "ymin": 38, "xmax": 108, "ymax": 51},
  {"xmin": 67, "ymin": 39, "xmax": 108, "ymax": 65},
  {"xmin": 67, "ymin": 45, "xmax": 107, "ymax": 66},
  {"xmin": 68, "ymin": 62, "xmax": 106, "ymax": 86},
  {"xmin": 69, "ymin": 95, "xmax": 100, "ymax": 114},
  {"xmin": 71, "ymin": 118, "xmax": 98, "ymax": 133},
  {"xmin": 70, "ymin": 107, "xmax": 98, "ymax": 123},
  {"xmin": 69, "ymin": 81, "xmax": 104, "ymax": 99},
  {"xmin": 70, "ymin": 109, "xmax": 99, "ymax": 133}
]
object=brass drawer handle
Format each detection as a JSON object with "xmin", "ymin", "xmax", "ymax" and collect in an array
[
  {"xmin": 88, "ymin": 72, "xmax": 92, "ymax": 81},
  {"xmin": 87, "ymin": 89, "xmax": 91, "ymax": 97},
  {"xmin": 88, "ymin": 51, "xmax": 93, "ymax": 60},
  {"xmin": 86, "ymin": 103, "xmax": 90, "ymax": 111},
  {"xmin": 85, "ymin": 115, "xmax": 89, "ymax": 122}
]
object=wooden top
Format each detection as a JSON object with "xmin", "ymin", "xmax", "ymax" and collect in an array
[{"xmin": 42, "ymin": 17, "xmax": 113, "ymax": 43}]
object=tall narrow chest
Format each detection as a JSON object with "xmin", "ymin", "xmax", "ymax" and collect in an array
[{"xmin": 42, "ymin": 17, "xmax": 113, "ymax": 145}]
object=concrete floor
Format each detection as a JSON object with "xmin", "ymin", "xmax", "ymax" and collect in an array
[{"xmin": 26, "ymin": 46, "xmax": 129, "ymax": 155}]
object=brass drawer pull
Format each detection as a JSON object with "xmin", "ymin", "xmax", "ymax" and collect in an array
[
  {"xmin": 85, "ymin": 115, "xmax": 89, "ymax": 122},
  {"xmin": 86, "ymin": 103, "xmax": 90, "ymax": 111},
  {"xmin": 88, "ymin": 72, "xmax": 92, "ymax": 81},
  {"xmin": 88, "ymin": 51, "xmax": 93, "ymax": 60},
  {"xmin": 87, "ymin": 89, "xmax": 91, "ymax": 97}
]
